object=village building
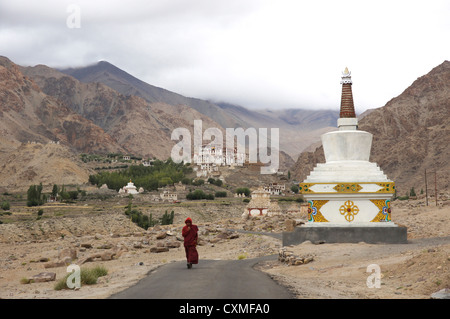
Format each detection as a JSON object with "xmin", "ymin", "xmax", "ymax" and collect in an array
[
  {"xmin": 264, "ymin": 183, "xmax": 286, "ymax": 195},
  {"xmin": 160, "ymin": 189, "xmax": 178, "ymax": 202},
  {"xmin": 193, "ymin": 143, "xmax": 245, "ymax": 177}
]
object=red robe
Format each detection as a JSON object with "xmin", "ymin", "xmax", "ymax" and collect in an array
[{"xmin": 182, "ymin": 224, "xmax": 198, "ymax": 264}]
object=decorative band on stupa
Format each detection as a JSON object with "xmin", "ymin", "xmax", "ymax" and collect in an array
[{"xmin": 340, "ymin": 67, "xmax": 356, "ymax": 118}]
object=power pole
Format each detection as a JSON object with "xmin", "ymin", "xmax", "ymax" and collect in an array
[
  {"xmin": 435, "ymin": 171, "xmax": 438, "ymax": 206},
  {"xmin": 425, "ymin": 169, "xmax": 428, "ymax": 206}
]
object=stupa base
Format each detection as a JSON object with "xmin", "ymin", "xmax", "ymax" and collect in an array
[{"xmin": 283, "ymin": 223, "xmax": 407, "ymax": 245}]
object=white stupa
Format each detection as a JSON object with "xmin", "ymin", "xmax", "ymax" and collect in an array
[
  {"xmin": 120, "ymin": 179, "xmax": 139, "ymax": 195},
  {"xmin": 299, "ymin": 68, "xmax": 396, "ymax": 225},
  {"xmin": 284, "ymin": 68, "xmax": 406, "ymax": 244}
]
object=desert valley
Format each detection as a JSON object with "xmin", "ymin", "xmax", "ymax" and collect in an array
[{"xmin": 0, "ymin": 56, "xmax": 449, "ymax": 300}]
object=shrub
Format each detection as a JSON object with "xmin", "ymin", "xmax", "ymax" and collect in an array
[
  {"xmin": 192, "ymin": 179, "xmax": 204, "ymax": 186},
  {"xmin": 186, "ymin": 189, "xmax": 214, "ymax": 200},
  {"xmin": 215, "ymin": 191, "xmax": 227, "ymax": 198},
  {"xmin": 181, "ymin": 177, "xmax": 192, "ymax": 185},
  {"xmin": 37, "ymin": 209, "xmax": 44, "ymax": 220},
  {"xmin": 54, "ymin": 266, "xmax": 108, "ymax": 290},
  {"xmin": 1, "ymin": 201, "xmax": 10, "ymax": 211}
]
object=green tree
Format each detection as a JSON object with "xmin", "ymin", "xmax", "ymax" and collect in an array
[
  {"xmin": 290, "ymin": 185, "xmax": 299, "ymax": 194},
  {"xmin": 235, "ymin": 187, "xmax": 250, "ymax": 197},
  {"xmin": 192, "ymin": 179, "xmax": 204, "ymax": 186},
  {"xmin": 160, "ymin": 210, "xmax": 174, "ymax": 225},
  {"xmin": 27, "ymin": 184, "xmax": 43, "ymax": 207},
  {"xmin": 51, "ymin": 184, "xmax": 59, "ymax": 198}
]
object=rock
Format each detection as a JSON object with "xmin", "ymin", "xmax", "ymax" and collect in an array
[
  {"xmin": 39, "ymin": 257, "xmax": 49, "ymax": 263},
  {"xmin": 98, "ymin": 243, "xmax": 113, "ymax": 249},
  {"xmin": 78, "ymin": 252, "xmax": 114, "ymax": 264},
  {"xmin": 431, "ymin": 288, "xmax": 450, "ymax": 299},
  {"xmin": 133, "ymin": 242, "xmax": 143, "ymax": 249},
  {"xmin": 166, "ymin": 241, "xmax": 181, "ymax": 248},
  {"xmin": 81, "ymin": 243, "xmax": 92, "ymax": 249},
  {"xmin": 156, "ymin": 232, "xmax": 167, "ymax": 240},
  {"xmin": 100, "ymin": 251, "xmax": 115, "ymax": 261},
  {"xmin": 150, "ymin": 246, "xmax": 169, "ymax": 253},
  {"xmin": 58, "ymin": 248, "xmax": 77, "ymax": 261},
  {"xmin": 29, "ymin": 272, "xmax": 56, "ymax": 283},
  {"xmin": 43, "ymin": 261, "xmax": 66, "ymax": 269},
  {"xmin": 216, "ymin": 231, "xmax": 231, "ymax": 239}
]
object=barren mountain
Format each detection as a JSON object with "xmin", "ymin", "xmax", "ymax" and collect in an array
[
  {"xmin": 0, "ymin": 141, "xmax": 93, "ymax": 191},
  {"xmin": 59, "ymin": 61, "xmax": 247, "ymax": 129},
  {"xmin": 20, "ymin": 64, "xmax": 226, "ymax": 160},
  {"xmin": 59, "ymin": 61, "xmax": 338, "ymax": 160},
  {"xmin": 0, "ymin": 56, "xmax": 125, "ymax": 155},
  {"xmin": 217, "ymin": 102, "xmax": 339, "ymax": 159},
  {"xmin": 292, "ymin": 61, "xmax": 450, "ymax": 195}
]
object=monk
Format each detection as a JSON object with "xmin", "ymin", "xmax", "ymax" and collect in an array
[{"xmin": 182, "ymin": 217, "xmax": 198, "ymax": 269}]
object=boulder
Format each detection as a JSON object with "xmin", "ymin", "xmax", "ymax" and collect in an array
[
  {"xmin": 133, "ymin": 242, "xmax": 143, "ymax": 249},
  {"xmin": 156, "ymin": 232, "xmax": 167, "ymax": 240},
  {"xmin": 58, "ymin": 248, "xmax": 77, "ymax": 261},
  {"xmin": 431, "ymin": 288, "xmax": 450, "ymax": 299},
  {"xmin": 150, "ymin": 246, "xmax": 169, "ymax": 253},
  {"xmin": 166, "ymin": 241, "xmax": 181, "ymax": 248},
  {"xmin": 29, "ymin": 272, "xmax": 56, "ymax": 283}
]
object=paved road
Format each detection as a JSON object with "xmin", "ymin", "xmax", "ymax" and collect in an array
[{"xmin": 109, "ymin": 255, "xmax": 293, "ymax": 299}]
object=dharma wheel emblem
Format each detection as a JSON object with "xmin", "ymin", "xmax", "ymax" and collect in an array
[{"xmin": 339, "ymin": 200, "xmax": 359, "ymax": 222}]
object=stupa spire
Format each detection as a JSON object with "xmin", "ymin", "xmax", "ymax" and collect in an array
[{"xmin": 339, "ymin": 67, "xmax": 356, "ymax": 118}]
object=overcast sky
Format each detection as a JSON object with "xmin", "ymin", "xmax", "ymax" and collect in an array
[{"xmin": 1, "ymin": 0, "xmax": 449, "ymax": 113}]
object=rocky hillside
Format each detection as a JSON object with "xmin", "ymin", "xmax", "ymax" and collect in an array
[
  {"xmin": 292, "ymin": 61, "xmax": 450, "ymax": 195},
  {"xmin": 20, "ymin": 64, "xmax": 226, "ymax": 160},
  {"xmin": 59, "ymin": 61, "xmax": 339, "ymax": 160},
  {"xmin": 0, "ymin": 56, "xmax": 125, "ymax": 155},
  {"xmin": 0, "ymin": 142, "xmax": 93, "ymax": 191},
  {"xmin": 217, "ymin": 102, "xmax": 339, "ymax": 159},
  {"xmin": 59, "ymin": 61, "xmax": 247, "ymax": 130}
]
